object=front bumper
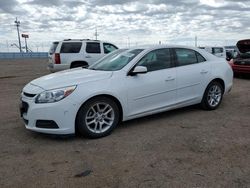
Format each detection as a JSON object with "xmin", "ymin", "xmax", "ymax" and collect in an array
[
  {"xmin": 20, "ymin": 95, "xmax": 78, "ymax": 135},
  {"xmin": 47, "ymin": 63, "xmax": 70, "ymax": 72}
]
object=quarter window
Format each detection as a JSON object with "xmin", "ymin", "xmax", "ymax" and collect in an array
[
  {"xmin": 103, "ymin": 43, "xmax": 118, "ymax": 54},
  {"xmin": 197, "ymin": 52, "xmax": 206, "ymax": 63},
  {"xmin": 137, "ymin": 48, "xmax": 172, "ymax": 72},
  {"xmin": 175, "ymin": 48, "xmax": 206, "ymax": 66},
  {"xmin": 60, "ymin": 42, "xmax": 82, "ymax": 53},
  {"xmin": 86, "ymin": 42, "xmax": 101, "ymax": 53}
]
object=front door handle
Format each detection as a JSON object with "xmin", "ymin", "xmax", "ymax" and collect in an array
[
  {"xmin": 200, "ymin": 70, "xmax": 208, "ymax": 74},
  {"xmin": 85, "ymin": 55, "xmax": 91, "ymax": 58}
]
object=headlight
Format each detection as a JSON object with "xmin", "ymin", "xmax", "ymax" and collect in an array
[{"xmin": 35, "ymin": 86, "xmax": 76, "ymax": 103}]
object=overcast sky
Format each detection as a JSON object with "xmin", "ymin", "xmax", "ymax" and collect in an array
[{"xmin": 0, "ymin": 0, "xmax": 250, "ymax": 51}]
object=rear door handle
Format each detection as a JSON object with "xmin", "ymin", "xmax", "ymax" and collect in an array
[
  {"xmin": 200, "ymin": 70, "xmax": 208, "ymax": 74},
  {"xmin": 165, "ymin": 76, "xmax": 175, "ymax": 81}
]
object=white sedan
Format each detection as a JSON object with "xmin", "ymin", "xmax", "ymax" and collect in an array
[{"xmin": 20, "ymin": 45, "xmax": 233, "ymax": 138}]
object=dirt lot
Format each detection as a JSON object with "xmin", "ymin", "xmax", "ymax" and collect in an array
[{"xmin": 0, "ymin": 58, "xmax": 249, "ymax": 188}]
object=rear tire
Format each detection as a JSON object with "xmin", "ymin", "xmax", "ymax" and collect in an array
[
  {"xmin": 76, "ymin": 97, "xmax": 120, "ymax": 138},
  {"xmin": 201, "ymin": 81, "xmax": 223, "ymax": 110}
]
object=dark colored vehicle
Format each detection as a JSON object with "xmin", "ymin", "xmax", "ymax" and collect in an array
[{"xmin": 229, "ymin": 39, "xmax": 250, "ymax": 75}]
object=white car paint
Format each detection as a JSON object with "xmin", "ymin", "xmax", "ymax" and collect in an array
[{"xmin": 21, "ymin": 45, "xmax": 233, "ymax": 135}]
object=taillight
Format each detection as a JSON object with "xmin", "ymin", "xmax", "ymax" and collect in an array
[{"xmin": 54, "ymin": 53, "xmax": 61, "ymax": 64}]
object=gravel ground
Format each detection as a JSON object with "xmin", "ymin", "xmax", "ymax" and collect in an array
[{"xmin": 0, "ymin": 59, "xmax": 249, "ymax": 188}]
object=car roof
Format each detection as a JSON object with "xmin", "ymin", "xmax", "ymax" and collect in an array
[{"xmin": 128, "ymin": 44, "xmax": 203, "ymax": 51}]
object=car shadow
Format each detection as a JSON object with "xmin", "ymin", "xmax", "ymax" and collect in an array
[
  {"xmin": 118, "ymin": 105, "xmax": 199, "ymax": 130},
  {"xmin": 26, "ymin": 105, "xmax": 200, "ymax": 141}
]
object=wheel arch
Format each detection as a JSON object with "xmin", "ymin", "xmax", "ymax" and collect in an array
[
  {"xmin": 75, "ymin": 94, "xmax": 124, "ymax": 133},
  {"xmin": 209, "ymin": 78, "xmax": 225, "ymax": 93},
  {"xmin": 70, "ymin": 61, "xmax": 89, "ymax": 68}
]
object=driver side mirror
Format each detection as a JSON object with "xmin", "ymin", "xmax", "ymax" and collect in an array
[{"xmin": 129, "ymin": 66, "xmax": 147, "ymax": 76}]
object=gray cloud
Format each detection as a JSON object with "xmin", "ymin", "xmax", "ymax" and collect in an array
[
  {"xmin": 0, "ymin": 0, "xmax": 250, "ymax": 50},
  {"xmin": 0, "ymin": 0, "xmax": 18, "ymax": 13},
  {"xmin": 26, "ymin": 0, "xmax": 62, "ymax": 7}
]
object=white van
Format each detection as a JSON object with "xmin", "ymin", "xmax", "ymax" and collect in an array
[{"xmin": 199, "ymin": 46, "xmax": 226, "ymax": 59}]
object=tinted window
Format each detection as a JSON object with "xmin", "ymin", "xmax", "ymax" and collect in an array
[
  {"xmin": 103, "ymin": 43, "xmax": 118, "ymax": 54},
  {"xmin": 60, "ymin": 42, "xmax": 82, "ymax": 53},
  {"xmin": 175, "ymin": 48, "xmax": 205, "ymax": 66},
  {"xmin": 197, "ymin": 52, "xmax": 206, "ymax": 62},
  {"xmin": 49, "ymin": 42, "xmax": 59, "ymax": 55},
  {"xmin": 137, "ymin": 48, "xmax": 172, "ymax": 72},
  {"xmin": 86, "ymin": 42, "xmax": 101, "ymax": 53}
]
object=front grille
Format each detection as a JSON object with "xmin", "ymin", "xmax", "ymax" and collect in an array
[
  {"xmin": 234, "ymin": 61, "xmax": 250, "ymax": 66},
  {"xmin": 23, "ymin": 92, "xmax": 36, "ymax": 98}
]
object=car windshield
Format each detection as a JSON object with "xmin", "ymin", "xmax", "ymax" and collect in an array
[{"xmin": 89, "ymin": 49, "xmax": 144, "ymax": 71}]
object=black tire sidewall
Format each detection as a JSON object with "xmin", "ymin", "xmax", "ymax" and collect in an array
[{"xmin": 76, "ymin": 97, "xmax": 120, "ymax": 138}]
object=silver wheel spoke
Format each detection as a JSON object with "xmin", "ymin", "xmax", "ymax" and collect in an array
[
  {"xmin": 104, "ymin": 108, "xmax": 112, "ymax": 115},
  {"xmin": 91, "ymin": 107, "xmax": 96, "ymax": 114},
  {"xmin": 207, "ymin": 84, "xmax": 222, "ymax": 107},
  {"xmin": 104, "ymin": 116, "xmax": 114, "ymax": 121},
  {"xmin": 94, "ymin": 122, "xmax": 98, "ymax": 132},
  {"xmin": 99, "ymin": 122, "xmax": 103, "ymax": 131},
  {"xmin": 96, "ymin": 103, "xmax": 101, "ymax": 113},
  {"xmin": 103, "ymin": 120, "xmax": 112, "ymax": 126},
  {"xmin": 102, "ymin": 104, "xmax": 109, "ymax": 112},
  {"xmin": 85, "ymin": 102, "xmax": 115, "ymax": 134},
  {"xmin": 86, "ymin": 119, "xmax": 96, "ymax": 126}
]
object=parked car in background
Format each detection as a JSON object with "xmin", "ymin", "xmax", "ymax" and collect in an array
[
  {"xmin": 229, "ymin": 39, "xmax": 250, "ymax": 75},
  {"xmin": 20, "ymin": 45, "xmax": 233, "ymax": 138},
  {"xmin": 200, "ymin": 46, "xmax": 227, "ymax": 59},
  {"xmin": 225, "ymin": 46, "xmax": 238, "ymax": 61},
  {"xmin": 48, "ymin": 39, "xmax": 118, "ymax": 72}
]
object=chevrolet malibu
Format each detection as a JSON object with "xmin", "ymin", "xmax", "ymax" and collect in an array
[{"xmin": 20, "ymin": 45, "xmax": 233, "ymax": 138}]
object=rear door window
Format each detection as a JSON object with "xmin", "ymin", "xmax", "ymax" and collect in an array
[
  {"xmin": 86, "ymin": 42, "xmax": 101, "ymax": 53},
  {"xmin": 60, "ymin": 42, "xmax": 82, "ymax": 53},
  {"xmin": 174, "ymin": 48, "xmax": 206, "ymax": 66},
  {"xmin": 103, "ymin": 43, "xmax": 118, "ymax": 54}
]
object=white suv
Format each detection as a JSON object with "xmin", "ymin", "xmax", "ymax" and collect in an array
[{"xmin": 48, "ymin": 39, "xmax": 118, "ymax": 72}]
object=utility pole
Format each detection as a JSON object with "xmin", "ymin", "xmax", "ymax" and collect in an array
[
  {"xmin": 94, "ymin": 27, "xmax": 99, "ymax": 40},
  {"xmin": 14, "ymin": 17, "xmax": 22, "ymax": 52},
  {"xmin": 127, "ymin": 37, "xmax": 130, "ymax": 48},
  {"xmin": 195, "ymin": 35, "xmax": 197, "ymax": 47}
]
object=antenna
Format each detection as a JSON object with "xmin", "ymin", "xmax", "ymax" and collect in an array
[{"xmin": 14, "ymin": 17, "xmax": 22, "ymax": 52}]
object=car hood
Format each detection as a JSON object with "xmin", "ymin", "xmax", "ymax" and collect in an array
[
  {"xmin": 30, "ymin": 68, "xmax": 113, "ymax": 90},
  {"xmin": 237, "ymin": 39, "xmax": 250, "ymax": 53}
]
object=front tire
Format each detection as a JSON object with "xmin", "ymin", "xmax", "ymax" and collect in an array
[
  {"xmin": 76, "ymin": 97, "xmax": 120, "ymax": 138},
  {"xmin": 201, "ymin": 81, "xmax": 223, "ymax": 110}
]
